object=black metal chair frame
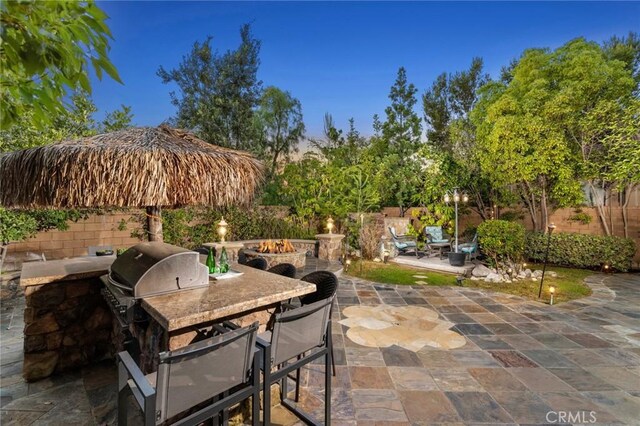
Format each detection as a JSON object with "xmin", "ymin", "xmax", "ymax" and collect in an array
[
  {"xmin": 267, "ymin": 262, "xmax": 297, "ymax": 278},
  {"xmin": 299, "ymin": 271, "xmax": 338, "ymax": 376},
  {"xmin": 257, "ymin": 299, "xmax": 333, "ymax": 426},
  {"xmin": 118, "ymin": 322, "xmax": 260, "ymax": 426}
]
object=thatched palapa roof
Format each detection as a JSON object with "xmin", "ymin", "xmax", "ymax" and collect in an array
[{"xmin": 0, "ymin": 125, "xmax": 264, "ymax": 209}]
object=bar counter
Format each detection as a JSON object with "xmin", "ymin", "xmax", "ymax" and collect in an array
[{"xmin": 142, "ymin": 263, "xmax": 315, "ymax": 332}]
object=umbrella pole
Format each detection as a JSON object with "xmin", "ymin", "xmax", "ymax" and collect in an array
[{"xmin": 146, "ymin": 206, "xmax": 163, "ymax": 242}]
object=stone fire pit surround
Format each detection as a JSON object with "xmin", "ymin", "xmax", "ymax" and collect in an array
[{"xmin": 243, "ymin": 248, "xmax": 307, "ymax": 269}]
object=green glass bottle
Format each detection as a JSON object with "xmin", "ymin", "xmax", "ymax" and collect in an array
[
  {"xmin": 206, "ymin": 247, "xmax": 216, "ymax": 274},
  {"xmin": 220, "ymin": 247, "xmax": 229, "ymax": 273}
]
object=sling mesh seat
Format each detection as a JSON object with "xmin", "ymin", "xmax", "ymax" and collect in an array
[
  {"xmin": 267, "ymin": 262, "xmax": 297, "ymax": 278},
  {"xmin": 257, "ymin": 296, "xmax": 334, "ymax": 426},
  {"xmin": 118, "ymin": 322, "xmax": 260, "ymax": 426}
]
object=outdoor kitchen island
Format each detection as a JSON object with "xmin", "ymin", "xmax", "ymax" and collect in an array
[{"xmin": 136, "ymin": 262, "xmax": 316, "ymax": 372}]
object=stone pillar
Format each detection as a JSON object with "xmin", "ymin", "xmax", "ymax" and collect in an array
[
  {"xmin": 203, "ymin": 241, "xmax": 245, "ymax": 262},
  {"xmin": 315, "ymin": 234, "xmax": 345, "ymax": 262}
]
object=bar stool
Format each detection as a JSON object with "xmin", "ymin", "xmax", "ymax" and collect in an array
[{"xmin": 117, "ymin": 321, "xmax": 260, "ymax": 425}]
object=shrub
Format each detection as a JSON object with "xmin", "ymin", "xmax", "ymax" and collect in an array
[
  {"xmin": 134, "ymin": 206, "xmax": 316, "ymax": 249},
  {"xmin": 0, "ymin": 207, "xmax": 92, "ymax": 244},
  {"xmin": 477, "ymin": 220, "xmax": 526, "ymax": 268},
  {"xmin": 525, "ymin": 231, "xmax": 636, "ymax": 272},
  {"xmin": 358, "ymin": 220, "xmax": 381, "ymax": 260}
]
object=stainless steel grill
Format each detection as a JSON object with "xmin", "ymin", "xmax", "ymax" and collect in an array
[{"xmin": 101, "ymin": 242, "xmax": 209, "ymax": 325}]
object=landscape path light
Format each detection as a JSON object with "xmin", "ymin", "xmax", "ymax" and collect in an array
[{"xmin": 549, "ymin": 285, "xmax": 556, "ymax": 305}]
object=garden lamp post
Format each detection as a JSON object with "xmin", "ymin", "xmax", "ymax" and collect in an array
[
  {"xmin": 538, "ymin": 223, "xmax": 556, "ymax": 298},
  {"xmin": 444, "ymin": 189, "xmax": 468, "ymax": 252}
]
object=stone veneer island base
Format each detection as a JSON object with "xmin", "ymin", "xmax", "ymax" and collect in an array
[{"xmin": 20, "ymin": 256, "xmax": 115, "ymax": 381}]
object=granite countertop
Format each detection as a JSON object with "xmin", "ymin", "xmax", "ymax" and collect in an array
[
  {"xmin": 141, "ymin": 263, "xmax": 316, "ymax": 331},
  {"xmin": 20, "ymin": 256, "xmax": 116, "ymax": 287}
]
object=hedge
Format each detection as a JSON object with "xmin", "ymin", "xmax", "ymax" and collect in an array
[{"xmin": 525, "ymin": 231, "xmax": 636, "ymax": 272}]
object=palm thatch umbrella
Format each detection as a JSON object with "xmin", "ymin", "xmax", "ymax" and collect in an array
[{"xmin": 0, "ymin": 125, "xmax": 264, "ymax": 241}]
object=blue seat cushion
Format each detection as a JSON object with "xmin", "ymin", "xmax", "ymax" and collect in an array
[
  {"xmin": 431, "ymin": 239, "xmax": 449, "ymax": 244},
  {"xmin": 394, "ymin": 241, "xmax": 416, "ymax": 249}
]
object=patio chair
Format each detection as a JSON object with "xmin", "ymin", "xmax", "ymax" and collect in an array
[
  {"xmin": 245, "ymin": 257, "xmax": 268, "ymax": 270},
  {"xmin": 459, "ymin": 233, "xmax": 478, "ymax": 261},
  {"xmin": 117, "ymin": 321, "xmax": 260, "ymax": 426},
  {"xmin": 423, "ymin": 226, "xmax": 450, "ymax": 244},
  {"xmin": 389, "ymin": 227, "xmax": 419, "ymax": 258},
  {"xmin": 257, "ymin": 296, "xmax": 334, "ymax": 426},
  {"xmin": 299, "ymin": 271, "xmax": 338, "ymax": 376},
  {"xmin": 267, "ymin": 262, "xmax": 297, "ymax": 278},
  {"xmin": 193, "ymin": 246, "xmax": 210, "ymax": 255}
]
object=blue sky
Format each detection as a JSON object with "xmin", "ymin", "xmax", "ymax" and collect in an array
[{"xmin": 92, "ymin": 1, "xmax": 640, "ymax": 138}]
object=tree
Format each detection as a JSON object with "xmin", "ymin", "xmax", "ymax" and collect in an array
[
  {"xmin": 100, "ymin": 105, "xmax": 134, "ymax": 133},
  {"xmin": 423, "ymin": 58, "xmax": 496, "ymax": 219},
  {"xmin": 254, "ymin": 86, "xmax": 305, "ymax": 177},
  {"xmin": 0, "ymin": 92, "xmax": 133, "ymax": 152},
  {"xmin": 312, "ymin": 115, "xmax": 368, "ymax": 168},
  {"xmin": 377, "ymin": 67, "xmax": 423, "ymax": 216},
  {"xmin": 157, "ymin": 24, "xmax": 262, "ymax": 150},
  {"xmin": 0, "ymin": 1, "xmax": 121, "ymax": 129},
  {"xmin": 472, "ymin": 38, "xmax": 636, "ymax": 232}
]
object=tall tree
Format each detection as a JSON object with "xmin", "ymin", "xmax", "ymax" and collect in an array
[
  {"xmin": 423, "ymin": 58, "xmax": 495, "ymax": 219},
  {"xmin": 377, "ymin": 67, "xmax": 423, "ymax": 216},
  {"xmin": 100, "ymin": 105, "xmax": 134, "ymax": 133},
  {"xmin": 157, "ymin": 24, "xmax": 262, "ymax": 150},
  {"xmin": 473, "ymin": 38, "xmax": 636, "ymax": 232},
  {"xmin": 0, "ymin": 1, "xmax": 121, "ymax": 129},
  {"xmin": 254, "ymin": 86, "xmax": 305, "ymax": 177}
]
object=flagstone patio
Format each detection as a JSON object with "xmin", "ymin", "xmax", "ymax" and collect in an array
[{"xmin": 2, "ymin": 268, "xmax": 639, "ymax": 425}]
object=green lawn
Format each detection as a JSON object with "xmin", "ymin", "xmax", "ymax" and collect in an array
[{"xmin": 345, "ymin": 260, "xmax": 593, "ymax": 304}]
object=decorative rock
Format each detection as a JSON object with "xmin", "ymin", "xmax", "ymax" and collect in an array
[
  {"xmin": 524, "ymin": 269, "xmax": 532, "ymax": 278},
  {"xmin": 23, "ymin": 351, "xmax": 59, "ymax": 381},
  {"xmin": 532, "ymin": 270, "xmax": 543, "ymax": 278},
  {"xmin": 46, "ymin": 332, "xmax": 64, "ymax": 350},
  {"xmin": 85, "ymin": 306, "xmax": 111, "ymax": 330},
  {"xmin": 485, "ymin": 273, "xmax": 503, "ymax": 283},
  {"xmin": 24, "ymin": 312, "xmax": 59, "ymax": 335},
  {"xmin": 472, "ymin": 264, "xmax": 491, "ymax": 278},
  {"xmin": 414, "ymin": 280, "xmax": 428, "ymax": 285},
  {"xmin": 548, "ymin": 271, "xmax": 558, "ymax": 278},
  {"xmin": 531, "ymin": 277, "xmax": 538, "ymax": 282},
  {"xmin": 470, "ymin": 276, "xmax": 480, "ymax": 281}
]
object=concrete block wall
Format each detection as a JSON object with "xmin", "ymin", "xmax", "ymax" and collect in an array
[{"xmin": 6, "ymin": 212, "xmax": 142, "ymax": 262}]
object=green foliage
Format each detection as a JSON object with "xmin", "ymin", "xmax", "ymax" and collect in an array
[
  {"xmin": 525, "ymin": 231, "xmax": 636, "ymax": 272},
  {"xmin": 1, "ymin": 0, "xmax": 122, "ymax": 129},
  {"xmin": 0, "ymin": 207, "xmax": 91, "ymax": 243},
  {"xmin": 473, "ymin": 37, "xmax": 637, "ymax": 231},
  {"xmin": 100, "ymin": 105, "xmax": 134, "ymax": 133},
  {"xmin": 0, "ymin": 92, "xmax": 133, "ymax": 153},
  {"xmin": 157, "ymin": 24, "xmax": 262, "ymax": 150},
  {"xmin": 477, "ymin": 220, "xmax": 526, "ymax": 267},
  {"xmin": 376, "ymin": 67, "xmax": 423, "ymax": 214},
  {"xmin": 0, "ymin": 208, "xmax": 37, "ymax": 243},
  {"xmin": 567, "ymin": 210, "xmax": 592, "ymax": 225},
  {"xmin": 254, "ymin": 86, "xmax": 305, "ymax": 177},
  {"xmin": 133, "ymin": 206, "xmax": 315, "ymax": 249}
]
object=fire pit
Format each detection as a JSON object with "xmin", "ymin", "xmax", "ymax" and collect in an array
[{"xmin": 244, "ymin": 239, "xmax": 306, "ymax": 269}]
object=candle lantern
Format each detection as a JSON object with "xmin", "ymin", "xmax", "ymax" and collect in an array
[{"xmin": 327, "ymin": 216, "xmax": 335, "ymax": 234}]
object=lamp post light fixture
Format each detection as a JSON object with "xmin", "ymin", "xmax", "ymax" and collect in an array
[
  {"xmin": 444, "ymin": 188, "xmax": 468, "ymax": 252},
  {"xmin": 217, "ymin": 216, "xmax": 228, "ymax": 242},
  {"xmin": 327, "ymin": 216, "xmax": 335, "ymax": 234},
  {"xmin": 537, "ymin": 223, "xmax": 556, "ymax": 298}
]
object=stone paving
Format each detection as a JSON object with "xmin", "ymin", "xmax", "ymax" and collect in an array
[{"xmin": 2, "ymin": 269, "xmax": 640, "ymax": 425}]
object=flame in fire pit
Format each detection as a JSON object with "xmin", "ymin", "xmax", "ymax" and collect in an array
[{"xmin": 257, "ymin": 239, "xmax": 296, "ymax": 254}]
